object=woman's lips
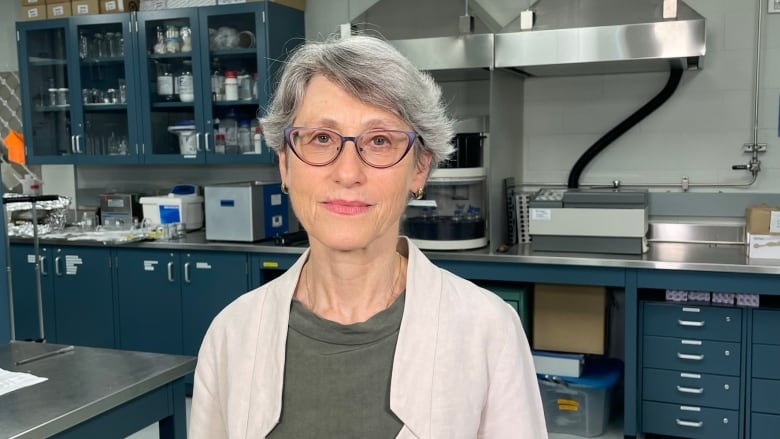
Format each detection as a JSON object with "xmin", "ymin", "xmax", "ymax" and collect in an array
[{"xmin": 322, "ymin": 200, "xmax": 371, "ymax": 215}]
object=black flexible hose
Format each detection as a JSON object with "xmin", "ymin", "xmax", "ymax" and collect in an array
[{"xmin": 567, "ymin": 65, "xmax": 684, "ymax": 189}]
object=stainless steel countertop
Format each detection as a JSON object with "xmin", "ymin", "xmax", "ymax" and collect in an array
[
  {"xmin": 0, "ymin": 341, "xmax": 196, "ymax": 439},
  {"xmin": 11, "ymin": 230, "xmax": 780, "ymax": 275}
]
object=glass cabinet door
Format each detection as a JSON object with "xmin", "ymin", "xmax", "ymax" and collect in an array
[
  {"xmin": 199, "ymin": 4, "xmax": 269, "ymax": 164},
  {"xmin": 137, "ymin": 9, "xmax": 206, "ymax": 164},
  {"xmin": 17, "ymin": 20, "xmax": 74, "ymax": 163},
  {"xmin": 69, "ymin": 14, "xmax": 140, "ymax": 163}
]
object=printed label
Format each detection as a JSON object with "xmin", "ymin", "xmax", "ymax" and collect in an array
[
  {"xmin": 770, "ymin": 211, "xmax": 780, "ymax": 233},
  {"xmin": 530, "ymin": 208, "xmax": 552, "ymax": 221}
]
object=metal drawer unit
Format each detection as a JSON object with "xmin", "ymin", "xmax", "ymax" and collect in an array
[
  {"xmin": 750, "ymin": 309, "xmax": 780, "ymax": 438},
  {"xmin": 641, "ymin": 301, "xmax": 744, "ymax": 439}
]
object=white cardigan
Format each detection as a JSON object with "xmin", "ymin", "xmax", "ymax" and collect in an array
[{"xmin": 189, "ymin": 238, "xmax": 548, "ymax": 438}]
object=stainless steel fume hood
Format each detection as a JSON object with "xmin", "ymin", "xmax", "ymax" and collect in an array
[{"xmin": 372, "ymin": 0, "xmax": 706, "ymax": 77}]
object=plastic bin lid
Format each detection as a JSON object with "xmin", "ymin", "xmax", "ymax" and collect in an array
[{"xmin": 539, "ymin": 357, "xmax": 622, "ymax": 389}]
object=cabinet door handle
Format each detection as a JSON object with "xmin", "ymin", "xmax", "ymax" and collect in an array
[
  {"xmin": 75, "ymin": 135, "xmax": 83, "ymax": 153},
  {"xmin": 678, "ymin": 319, "xmax": 704, "ymax": 327},
  {"xmin": 196, "ymin": 132, "xmax": 202, "ymax": 151},
  {"xmin": 70, "ymin": 135, "xmax": 76, "ymax": 154},
  {"xmin": 675, "ymin": 419, "xmax": 703, "ymax": 428},
  {"xmin": 54, "ymin": 256, "xmax": 62, "ymax": 276},
  {"xmin": 167, "ymin": 261, "xmax": 174, "ymax": 282},
  {"xmin": 184, "ymin": 262, "xmax": 191, "ymax": 283},
  {"xmin": 39, "ymin": 255, "xmax": 47, "ymax": 276},
  {"xmin": 676, "ymin": 385, "xmax": 704, "ymax": 394},
  {"xmin": 204, "ymin": 132, "xmax": 211, "ymax": 151},
  {"xmin": 677, "ymin": 352, "xmax": 704, "ymax": 361}
]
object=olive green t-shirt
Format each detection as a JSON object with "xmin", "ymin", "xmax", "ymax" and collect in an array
[{"xmin": 267, "ymin": 293, "xmax": 405, "ymax": 438}]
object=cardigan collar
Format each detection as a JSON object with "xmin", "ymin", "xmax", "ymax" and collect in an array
[{"xmin": 245, "ymin": 237, "xmax": 441, "ymax": 438}]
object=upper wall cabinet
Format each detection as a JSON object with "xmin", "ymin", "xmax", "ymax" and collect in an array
[{"xmin": 16, "ymin": 3, "xmax": 304, "ymax": 165}]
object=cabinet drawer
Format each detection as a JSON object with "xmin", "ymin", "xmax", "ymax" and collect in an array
[
  {"xmin": 643, "ymin": 335, "xmax": 741, "ymax": 375},
  {"xmin": 643, "ymin": 368, "xmax": 740, "ymax": 409},
  {"xmin": 752, "ymin": 413, "xmax": 780, "ymax": 439},
  {"xmin": 642, "ymin": 401, "xmax": 739, "ymax": 439},
  {"xmin": 752, "ymin": 379, "xmax": 780, "ymax": 415},
  {"xmin": 753, "ymin": 309, "xmax": 780, "ymax": 345},
  {"xmin": 643, "ymin": 302, "xmax": 742, "ymax": 342},
  {"xmin": 753, "ymin": 344, "xmax": 780, "ymax": 379}
]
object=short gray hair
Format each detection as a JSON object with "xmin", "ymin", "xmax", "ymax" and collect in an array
[{"xmin": 260, "ymin": 34, "xmax": 455, "ymax": 169}]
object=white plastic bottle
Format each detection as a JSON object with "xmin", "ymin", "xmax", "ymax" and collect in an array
[{"xmin": 253, "ymin": 124, "xmax": 262, "ymax": 154}]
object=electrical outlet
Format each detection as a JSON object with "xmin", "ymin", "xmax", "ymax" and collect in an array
[{"xmin": 769, "ymin": 0, "xmax": 780, "ymax": 13}]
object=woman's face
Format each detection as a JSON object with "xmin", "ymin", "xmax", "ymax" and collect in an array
[{"xmin": 278, "ymin": 74, "xmax": 431, "ymax": 252}]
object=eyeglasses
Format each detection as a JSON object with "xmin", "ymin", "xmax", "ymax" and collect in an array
[{"xmin": 283, "ymin": 126, "xmax": 419, "ymax": 169}]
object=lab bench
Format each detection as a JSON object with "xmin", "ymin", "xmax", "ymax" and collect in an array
[{"xmin": 7, "ymin": 233, "xmax": 780, "ymax": 438}]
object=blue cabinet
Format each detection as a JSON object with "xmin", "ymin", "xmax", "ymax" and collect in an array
[
  {"xmin": 249, "ymin": 252, "xmax": 299, "ymax": 289},
  {"xmin": 180, "ymin": 250, "xmax": 248, "ymax": 358},
  {"xmin": 9, "ymin": 244, "xmax": 115, "ymax": 348},
  {"xmin": 115, "ymin": 248, "xmax": 183, "ymax": 354},
  {"xmin": 16, "ymin": 2, "xmax": 303, "ymax": 165}
]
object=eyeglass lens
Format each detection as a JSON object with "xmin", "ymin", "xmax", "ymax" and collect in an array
[{"xmin": 288, "ymin": 127, "xmax": 413, "ymax": 168}]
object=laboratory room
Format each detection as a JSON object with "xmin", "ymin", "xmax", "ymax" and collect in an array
[{"xmin": 2, "ymin": 0, "xmax": 780, "ymax": 437}]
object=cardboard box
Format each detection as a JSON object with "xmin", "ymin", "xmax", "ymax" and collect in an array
[
  {"xmin": 20, "ymin": 0, "xmax": 45, "ymax": 6},
  {"xmin": 217, "ymin": 0, "xmax": 305, "ymax": 10},
  {"xmin": 45, "ymin": 0, "xmax": 70, "ymax": 4},
  {"xmin": 100, "ymin": 0, "xmax": 126, "ymax": 12},
  {"xmin": 746, "ymin": 204, "xmax": 780, "ymax": 235},
  {"xmin": 533, "ymin": 284, "xmax": 607, "ymax": 355},
  {"xmin": 72, "ymin": 0, "xmax": 100, "ymax": 14},
  {"xmin": 139, "ymin": 0, "xmax": 166, "ymax": 9},
  {"xmin": 748, "ymin": 234, "xmax": 780, "ymax": 259},
  {"xmin": 47, "ymin": 1, "xmax": 71, "ymax": 17},
  {"xmin": 21, "ymin": 5, "xmax": 47, "ymax": 20},
  {"xmin": 166, "ymin": 0, "xmax": 215, "ymax": 6}
]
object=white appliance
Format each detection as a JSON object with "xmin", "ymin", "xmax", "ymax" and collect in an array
[{"xmin": 140, "ymin": 184, "xmax": 204, "ymax": 230}]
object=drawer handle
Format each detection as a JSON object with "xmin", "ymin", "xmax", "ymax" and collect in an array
[
  {"xmin": 678, "ymin": 319, "xmax": 705, "ymax": 327},
  {"xmin": 676, "ymin": 385, "xmax": 704, "ymax": 394},
  {"xmin": 677, "ymin": 353, "xmax": 704, "ymax": 361},
  {"xmin": 676, "ymin": 419, "xmax": 703, "ymax": 428}
]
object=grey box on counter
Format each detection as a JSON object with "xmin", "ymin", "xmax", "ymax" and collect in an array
[{"xmin": 204, "ymin": 181, "xmax": 289, "ymax": 242}]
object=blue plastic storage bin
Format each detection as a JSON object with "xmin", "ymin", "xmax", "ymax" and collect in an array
[{"xmin": 537, "ymin": 357, "xmax": 622, "ymax": 437}]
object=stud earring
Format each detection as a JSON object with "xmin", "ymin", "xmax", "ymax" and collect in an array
[
  {"xmin": 281, "ymin": 182, "xmax": 289, "ymax": 194},
  {"xmin": 411, "ymin": 187, "xmax": 424, "ymax": 200}
]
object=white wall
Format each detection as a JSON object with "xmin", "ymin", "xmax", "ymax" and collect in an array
[
  {"xmin": 522, "ymin": 0, "xmax": 776, "ymax": 193},
  {"xmin": 0, "ymin": 2, "xmax": 21, "ymax": 72},
  {"xmin": 307, "ymin": 0, "xmax": 780, "ymax": 194}
]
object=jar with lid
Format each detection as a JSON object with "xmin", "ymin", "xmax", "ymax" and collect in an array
[
  {"xmin": 164, "ymin": 24, "xmax": 181, "ymax": 53},
  {"xmin": 224, "ymin": 70, "xmax": 238, "ymax": 101},
  {"xmin": 178, "ymin": 69, "xmax": 194, "ymax": 102},
  {"xmin": 156, "ymin": 64, "xmax": 175, "ymax": 101},
  {"xmin": 180, "ymin": 26, "xmax": 192, "ymax": 52},
  {"xmin": 238, "ymin": 120, "xmax": 252, "ymax": 153},
  {"xmin": 153, "ymin": 26, "xmax": 166, "ymax": 54},
  {"xmin": 214, "ymin": 132, "xmax": 226, "ymax": 154}
]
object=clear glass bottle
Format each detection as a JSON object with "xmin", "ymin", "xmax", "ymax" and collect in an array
[
  {"xmin": 156, "ymin": 64, "xmax": 175, "ymax": 101},
  {"xmin": 222, "ymin": 108, "xmax": 239, "ymax": 153},
  {"xmin": 211, "ymin": 61, "xmax": 224, "ymax": 101},
  {"xmin": 178, "ymin": 69, "xmax": 194, "ymax": 102},
  {"xmin": 238, "ymin": 120, "xmax": 251, "ymax": 153}
]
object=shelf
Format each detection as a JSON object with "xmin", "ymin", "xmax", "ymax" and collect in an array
[
  {"xmin": 151, "ymin": 101, "xmax": 195, "ymax": 109},
  {"xmin": 84, "ymin": 103, "xmax": 127, "ymax": 111},
  {"xmin": 148, "ymin": 52, "xmax": 194, "ymax": 60},
  {"xmin": 80, "ymin": 56, "xmax": 125, "ymax": 65},
  {"xmin": 29, "ymin": 58, "xmax": 68, "ymax": 67},
  {"xmin": 35, "ymin": 105, "xmax": 70, "ymax": 112},
  {"xmin": 212, "ymin": 100, "xmax": 258, "ymax": 106},
  {"xmin": 210, "ymin": 48, "xmax": 256, "ymax": 58}
]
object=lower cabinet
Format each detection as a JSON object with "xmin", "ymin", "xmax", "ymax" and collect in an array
[
  {"xmin": 10, "ymin": 244, "xmax": 115, "ymax": 348},
  {"xmin": 116, "ymin": 249, "xmax": 184, "ymax": 355},
  {"xmin": 749, "ymin": 309, "xmax": 780, "ymax": 438},
  {"xmin": 640, "ymin": 301, "xmax": 744, "ymax": 439}
]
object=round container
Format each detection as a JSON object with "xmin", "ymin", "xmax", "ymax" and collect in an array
[
  {"xmin": 48, "ymin": 88, "xmax": 58, "ymax": 106},
  {"xmin": 178, "ymin": 71, "xmax": 194, "ymax": 102},
  {"xmin": 224, "ymin": 70, "xmax": 238, "ymax": 101},
  {"xmin": 56, "ymin": 88, "xmax": 69, "ymax": 106},
  {"xmin": 157, "ymin": 72, "xmax": 175, "ymax": 101},
  {"xmin": 168, "ymin": 121, "xmax": 198, "ymax": 155}
]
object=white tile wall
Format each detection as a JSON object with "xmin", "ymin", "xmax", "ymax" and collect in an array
[{"xmin": 522, "ymin": 0, "xmax": 780, "ymax": 193}]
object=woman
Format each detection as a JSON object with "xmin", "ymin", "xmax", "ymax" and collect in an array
[{"xmin": 190, "ymin": 35, "xmax": 547, "ymax": 438}]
